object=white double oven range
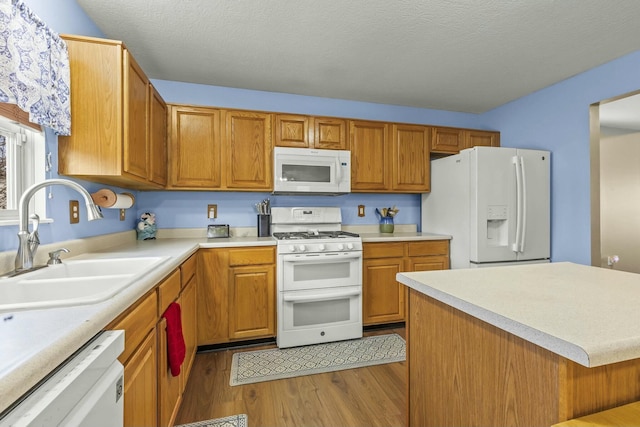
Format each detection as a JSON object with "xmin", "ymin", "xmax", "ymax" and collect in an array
[{"xmin": 271, "ymin": 207, "xmax": 363, "ymax": 348}]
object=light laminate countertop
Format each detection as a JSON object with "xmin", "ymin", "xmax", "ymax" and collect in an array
[
  {"xmin": 397, "ymin": 262, "xmax": 640, "ymax": 368},
  {"xmin": 0, "ymin": 230, "xmax": 446, "ymax": 414}
]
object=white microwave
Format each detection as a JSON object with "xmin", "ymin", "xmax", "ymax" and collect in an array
[{"xmin": 273, "ymin": 147, "xmax": 351, "ymax": 194}]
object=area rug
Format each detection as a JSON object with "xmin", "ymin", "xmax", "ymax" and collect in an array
[
  {"xmin": 176, "ymin": 414, "xmax": 247, "ymax": 427},
  {"xmin": 229, "ymin": 333, "xmax": 405, "ymax": 386}
]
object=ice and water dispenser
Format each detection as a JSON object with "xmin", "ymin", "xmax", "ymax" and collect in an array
[{"xmin": 486, "ymin": 205, "xmax": 508, "ymax": 246}]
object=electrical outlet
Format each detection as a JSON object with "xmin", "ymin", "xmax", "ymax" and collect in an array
[
  {"xmin": 69, "ymin": 200, "xmax": 79, "ymax": 224},
  {"xmin": 208, "ymin": 204, "xmax": 217, "ymax": 219},
  {"xmin": 358, "ymin": 204, "xmax": 365, "ymax": 217}
]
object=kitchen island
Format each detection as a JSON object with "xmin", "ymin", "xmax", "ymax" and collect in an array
[{"xmin": 396, "ymin": 262, "xmax": 640, "ymax": 427}]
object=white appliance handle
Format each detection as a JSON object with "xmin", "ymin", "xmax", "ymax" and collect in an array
[
  {"xmin": 519, "ymin": 156, "xmax": 527, "ymax": 253},
  {"xmin": 512, "ymin": 156, "xmax": 524, "ymax": 252},
  {"xmin": 283, "ymin": 288, "xmax": 361, "ymax": 303},
  {"xmin": 335, "ymin": 156, "xmax": 342, "ymax": 182},
  {"xmin": 282, "ymin": 252, "xmax": 362, "ymax": 263}
]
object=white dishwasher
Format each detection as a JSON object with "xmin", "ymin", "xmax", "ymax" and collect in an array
[{"xmin": 0, "ymin": 330, "xmax": 125, "ymax": 427}]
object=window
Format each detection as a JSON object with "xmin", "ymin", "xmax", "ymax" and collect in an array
[{"xmin": 0, "ymin": 115, "xmax": 46, "ymax": 224}]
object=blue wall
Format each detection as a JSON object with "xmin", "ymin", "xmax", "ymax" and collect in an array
[{"xmin": 4, "ymin": 0, "xmax": 640, "ymax": 267}]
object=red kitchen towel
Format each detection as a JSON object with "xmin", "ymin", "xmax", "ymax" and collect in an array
[{"xmin": 162, "ymin": 302, "xmax": 186, "ymax": 376}]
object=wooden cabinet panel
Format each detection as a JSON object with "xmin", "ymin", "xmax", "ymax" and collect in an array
[
  {"xmin": 228, "ymin": 264, "xmax": 275, "ymax": 340},
  {"xmin": 314, "ymin": 117, "xmax": 347, "ymax": 150},
  {"xmin": 108, "ymin": 290, "xmax": 157, "ymax": 364},
  {"xmin": 363, "ymin": 240, "xmax": 450, "ymax": 326},
  {"xmin": 391, "ymin": 124, "xmax": 430, "ymax": 192},
  {"xmin": 157, "ymin": 317, "xmax": 181, "ymax": 427},
  {"xmin": 431, "ymin": 126, "xmax": 465, "ymax": 154},
  {"xmin": 181, "ymin": 254, "xmax": 197, "ymax": 286},
  {"xmin": 158, "ymin": 269, "xmax": 181, "ymax": 316},
  {"xmin": 350, "ymin": 120, "xmax": 391, "ymax": 191},
  {"xmin": 275, "ymin": 114, "xmax": 310, "ymax": 148},
  {"xmin": 58, "ymin": 35, "xmax": 165, "ymax": 189},
  {"xmin": 123, "ymin": 330, "xmax": 157, "ymax": 427},
  {"xmin": 223, "ymin": 110, "xmax": 272, "ymax": 190},
  {"xmin": 149, "ymin": 85, "xmax": 168, "ymax": 186},
  {"xmin": 169, "ymin": 105, "xmax": 221, "ymax": 188},
  {"xmin": 464, "ymin": 129, "xmax": 500, "ymax": 148},
  {"xmin": 363, "ymin": 257, "xmax": 406, "ymax": 325},
  {"xmin": 181, "ymin": 277, "xmax": 197, "ymax": 379},
  {"xmin": 198, "ymin": 247, "xmax": 276, "ymax": 345},
  {"xmin": 123, "ymin": 50, "xmax": 149, "ymax": 180}
]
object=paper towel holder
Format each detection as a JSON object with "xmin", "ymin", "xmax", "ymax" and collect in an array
[{"xmin": 90, "ymin": 188, "xmax": 135, "ymax": 221}]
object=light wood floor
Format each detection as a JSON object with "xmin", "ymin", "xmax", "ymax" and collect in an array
[{"xmin": 175, "ymin": 327, "xmax": 406, "ymax": 427}]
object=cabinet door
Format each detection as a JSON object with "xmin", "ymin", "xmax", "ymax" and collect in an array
[
  {"xmin": 223, "ymin": 110, "xmax": 273, "ymax": 190},
  {"xmin": 391, "ymin": 124, "xmax": 430, "ymax": 192},
  {"xmin": 350, "ymin": 120, "xmax": 391, "ymax": 191},
  {"xmin": 228, "ymin": 264, "xmax": 275, "ymax": 340},
  {"xmin": 314, "ymin": 117, "xmax": 347, "ymax": 150},
  {"xmin": 123, "ymin": 330, "xmax": 157, "ymax": 427},
  {"xmin": 197, "ymin": 249, "xmax": 229, "ymax": 345},
  {"xmin": 464, "ymin": 130, "xmax": 500, "ymax": 148},
  {"xmin": 169, "ymin": 105, "xmax": 221, "ymax": 188},
  {"xmin": 431, "ymin": 126, "xmax": 465, "ymax": 154},
  {"xmin": 157, "ymin": 316, "xmax": 182, "ymax": 427},
  {"xmin": 362, "ymin": 257, "xmax": 406, "ymax": 325},
  {"xmin": 408, "ymin": 255, "xmax": 450, "ymax": 272},
  {"xmin": 123, "ymin": 50, "xmax": 149, "ymax": 180},
  {"xmin": 275, "ymin": 114, "xmax": 311, "ymax": 148},
  {"xmin": 149, "ymin": 85, "xmax": 168, "ymax": 186},
  {"xmin": 181, "ymin": 275, "xmax": 197, "ymax": 379}
]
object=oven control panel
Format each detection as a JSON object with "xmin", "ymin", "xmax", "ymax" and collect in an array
[{"xmin": 279, "ymin": 240, "xmax": 362, "ymax": 254}]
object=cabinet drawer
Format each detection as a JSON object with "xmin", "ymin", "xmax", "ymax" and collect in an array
[
  {"xmin": 158, "ymin": 269, "xmax": 181, "ymax": 315},
  {"xmin": 228, "ymin": 247, "xmax": 275, "ymax": 266},
  {"xmin": 407, "ymin": 240, "xmax": 449, "ymax": 257},
  {"xmin": 109, "ymin": 290, "xmax": 158, "ymax": 364},
  {"xmin": 363, "ymin": 242, "xmax": 405, "ymax": 259},
  {"xmin": 181, "ymin": 254, "xmax": 197, "ymax": 287}
]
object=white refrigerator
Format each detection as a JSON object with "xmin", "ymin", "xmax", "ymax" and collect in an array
[{"xmin": 422, "ymin": 146, "xmax": 550, "ymax": 269}]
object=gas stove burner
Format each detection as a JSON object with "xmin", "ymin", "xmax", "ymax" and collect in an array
[{"xmin": 273, "ymin": 231, "xmax": 360, "ymax": 240}]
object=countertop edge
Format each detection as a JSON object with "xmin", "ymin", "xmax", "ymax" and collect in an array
[{"xmin": 396, "ymin": 272, "xmax": 592, "ymax": 367}]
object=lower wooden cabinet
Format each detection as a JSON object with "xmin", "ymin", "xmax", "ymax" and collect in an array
[
  {"xmin": 107, "ymin": 254, "xmax": 198, "ymax": 427},
  {"xmin": 197, "ymin": 247, "xmax": 276, "ymax": 345},
  {"xmin": 363, "ymin": 240, "xmax": 449, "ymax": 326}
]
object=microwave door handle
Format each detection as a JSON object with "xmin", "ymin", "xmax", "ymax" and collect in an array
[{"xmin": 335, "ymin": 157, "xmax": 342, "ymax": 182}]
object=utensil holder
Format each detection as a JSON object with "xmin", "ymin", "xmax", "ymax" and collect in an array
[
  {"xmin": 379, "ymin": 216, "xmax": 394, "ymax": 233},
  {"xmin": 257, "ymin": 214, "xmax": 271, "ymax": 237}
]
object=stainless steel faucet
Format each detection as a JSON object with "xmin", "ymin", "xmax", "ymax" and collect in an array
[{"xmin": 14, "ymin": 179, "xmax": 103, "ymax": 272}]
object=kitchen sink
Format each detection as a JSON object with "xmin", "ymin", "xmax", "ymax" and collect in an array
[{"xmin": 0, "ymin": 256, "xmax": 170, "ymax": 312}]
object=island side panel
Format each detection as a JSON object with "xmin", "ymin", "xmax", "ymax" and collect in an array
[
  {"xmin": 408, "ymin": 289, "xmax": 562, "ymax": 427},
  {"xmin": 408, "ymin": 288, "xmax": 640, "ymax": 426}
]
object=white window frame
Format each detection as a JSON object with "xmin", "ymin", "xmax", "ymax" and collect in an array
[{"xmin": 0, "ymin": 116, "xmax": 47, "ymax": 226}]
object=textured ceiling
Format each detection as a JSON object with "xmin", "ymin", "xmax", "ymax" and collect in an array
[{"xmin": 76, "ymin": 0, "xmax": 640, "ymax": 114}]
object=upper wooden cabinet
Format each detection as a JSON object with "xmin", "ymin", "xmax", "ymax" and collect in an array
[
  {"xmin": 464, "ymin": 129, "xmax": 500, "ymax": 149},
  {"xmin": 168, "ymin": 105, "xmax": 272, "ymax": 191},
  {"xmin": 391, "ymin": 124, "xmax": 430, "ymax": 192},
  {"xmin": 223, "ymin": 110, "xmax": 273, "ymax": 190},
  {"xmin": 148, "ymin": 85, "xmax": 168, "ymax": 186},
  {"xmin": 275, "ymin": 114, "xmax": 347, "ymax": 150},
  {"xmin": 58, "ymin": 35, "xmax": 166, "ymax": 189},
  {"xmin": 168, "ymin": 105, "xmax": 221, "ymax": 189},
  {"xmin": 349, "ymin": 120, "xmax": 391, "ymax": 191}
]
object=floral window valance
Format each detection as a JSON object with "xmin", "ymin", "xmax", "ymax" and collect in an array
[{"xmin": 0, "ymin": 0, "xmax": 71, "ymax": 135}]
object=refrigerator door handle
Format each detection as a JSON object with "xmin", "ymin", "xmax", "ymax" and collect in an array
[
  {"xmin": 512, "ymin": 156, "xmax": 525, "ymax": 252},
  {"xmin": 519, "ymin": 156, "xmax": 527, "ymax": 252}
]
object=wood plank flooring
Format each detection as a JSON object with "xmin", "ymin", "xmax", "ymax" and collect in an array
[{"xmin": 175, "ymin": 327, "xmax": 406, "ymax": 427}]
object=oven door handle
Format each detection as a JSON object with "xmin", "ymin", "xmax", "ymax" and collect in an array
[
  {"xmin": 283, "ymin": 288, "xmax": 361, "ymax": 303},
  {"xmin": 281, "ymin": 252, "xmax": 362, "ymax": 263}
]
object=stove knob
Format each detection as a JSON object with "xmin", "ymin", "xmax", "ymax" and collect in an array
[
  {"xmin": 337, "ymin": 243, "xmax": 344, "ymax": 251},
  {"xmin": 347, "ymin": 243, "xmax": 354, "ymax": 250},
  {"xmin": 298, "ymin": 244, "xmax": 307, "ymax": 252},
  {"xmin": 289, "ymin": 245, "xmax": 297, "ymax": 252},
  {"xmin": 318, "ymin": 244, "xmax": 326, "ymax": 251}
]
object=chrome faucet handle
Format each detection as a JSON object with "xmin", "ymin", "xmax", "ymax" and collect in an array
[{"xmin": 47, "ymin": 248, "xmax": 70, "ymax": 265}]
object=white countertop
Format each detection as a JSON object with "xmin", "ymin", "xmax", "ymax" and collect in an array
[
  {"xmin": 0, "ymin": 230, "xmax": 446, "ymax": 415},
  {"xmin": 359, "ymin": 231, "xmax": 451, "ymax": 242},
  {"xmin": 397, "ymin": 262, "xmax": 640, "ymax": 368}
]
